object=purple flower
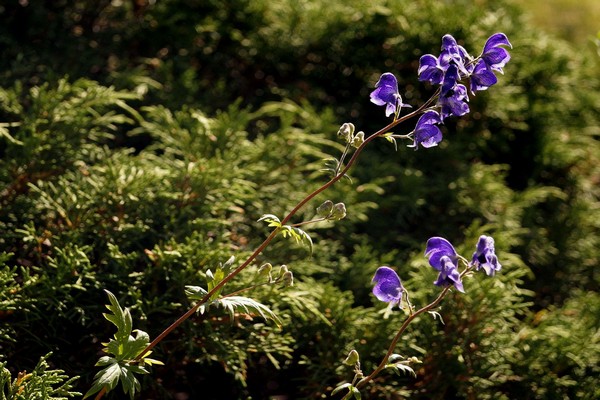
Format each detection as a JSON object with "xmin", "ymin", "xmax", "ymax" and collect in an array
[
  {"xmin": 439, "ymin": 34, "xmax": 471, "ymax": 76},
  {"xmin": 425, "ymin": 237, "xmax": 465, "ymax": 292},
  {"xmin": 471, "ymin": 235, "xmax": 502, "ymax": 276},
  {"xmin": 480, "ymin": 33, "xmax": 512, "ymax": 73},
  {"xmin": 418, "ymin": 54, "xmax": 445, "ymax": 85},
  {"xmin": 469, "ymin": 59, "xmax": 498, "ymax": 93},
  {"xmin": 410, "ymin": 110, "xmax": 443, "ymax": 149},
  {"xmin": 439, "ymin": 66, "xmax": 470, "ymax": 120},
  {"xmin": 372, "ymin": 266, "xmax": 404, "ymax": 305},
  {"xmin": 370, "ymin": 73, "xmax": 410, "ymax": 117}
]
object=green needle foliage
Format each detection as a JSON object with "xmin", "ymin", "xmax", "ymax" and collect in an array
[
  {"xmin": 0, "ymin": 354, "xmax": 79, "ymax": 400},
  {"xmin": 0, "ymin": 0, "xmax": 598, "ymax": 398}
]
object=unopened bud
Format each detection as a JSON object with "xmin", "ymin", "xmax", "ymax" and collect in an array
[
  {"xmin": 316, "ymin": 200, "xmax": 334, "ymax": 218},
  {"xmin": 350, "ymin": 131, "xmax": 365, "ymax": 148},
  {"xmin": 257, "ymin": 263, "xmax": 273, "ymax": 281},
  {"xmin": 337, "ymin": 122, "xmax": 355, "ymax": 142},
  {"xmin": 329, "ymin": 202, "xmax": 347, "ymax": 221},
  {"xmin": 343, "ymin": 349, "xmax": 360, "ymax": 366},
  {"xmin": 282, "ymin": 271, "xmax": 294, "ymax": 287},
  {"xmin": 277, "ymin": 265, "xmax": 289, "ymax": 279}
]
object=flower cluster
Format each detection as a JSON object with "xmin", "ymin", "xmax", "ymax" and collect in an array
[
  {"xmin": 419, "ymin": 33, "xmax": 512, "ymax": 120},
  {"xmin": 371, "ymin": 235, "xmax": 501, "ymax": 304},
  {"xmin": 370, "ymin": 33, "xmax": 511, "ymax": 150}
]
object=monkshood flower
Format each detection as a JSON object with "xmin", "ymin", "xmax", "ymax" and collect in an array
[
  {"xmin": 418, "ymin": 54, "xmax": 445, "ymax": 85},
  {"xmin": 372, "ymin": 266, "xmax": 404, "ymax": 305},
  {"xmin": 439, "ymin": 65, "xmax": 470, "ymax": 120},
  {"xmin": 469, "ymin": 59, "xmax": 498, "ymax": 93},
  {"xmin": 409, "ymin": 110, "xmax": 443, "ymax": 149},
  {"xmin": 439, "ymin": 34, "xmax": 471, "ymax": 76},
  {"xmin": 425, "ymin": 237, "xmax": 465, "ymax": 292},
  {"xmin": 471, "ymin": 235, "xmax": 502, "ymax": 276},
  {"xmin": 419, "ymin": 34, "xmax": 470, "ymax": 84},
  {"xmin": 370, "ymin": 73, "xmax": 410, "ymax": 117},
  {"xmin": 479, "ymin": 33, "xmax": 512, "ymax": 73},
  {"xmin": 419, "ymin": 33, "xmax": 511, "ymax": 99}
]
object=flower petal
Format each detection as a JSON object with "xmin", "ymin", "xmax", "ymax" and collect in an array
[
  {"xmin": 471, "ymin": 235, "xmax": 502, "ymax": 276},
  {"xmin": 417, "ymin": 110, "xmax": 442, "ymax": 126},
  {"xmin": 425, "ymin": 237, "xmax": 457, "ymax": 271},
  {"xmin": 372, "ymin": 266, "xmax": 403, "ymax": 304},
  {"xmin": 416, "ymin": 126, "xmax": 443, "ymax": 148},
  {"xmin": 470, "ymin": 60, "xmax": 498, "ymax": 92},
  {"xmin": 483, "ymin": 33, "xmax": 512, "ymax": 52}
]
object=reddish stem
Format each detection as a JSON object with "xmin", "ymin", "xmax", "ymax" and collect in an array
[{"xmin": 93, "ymin": 92, "xmax": 440, "ymax": 399}]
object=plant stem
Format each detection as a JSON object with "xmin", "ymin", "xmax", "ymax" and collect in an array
[
  {"xmin": 356, "ymin": 264, "xmax": 472, "ymax": 390},
  {"xmin": 131, "ymin": 96, "xmax": 438, "ymax": 362},
  {"xmin": 356, "ymin": 286, "xmax": 450, "ymax": 389}
]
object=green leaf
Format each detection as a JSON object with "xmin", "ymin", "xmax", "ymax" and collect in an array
[
  {"xmin": 185, "ymin": 285, "xmax": 209, "ymax": 300},
  {"xmin": 83, "ymin": 363, "xmax": 121, "ymax": 399},
  {"xmin": 103, "ymin": 290, "xmax": 133, "ymax": 343},
  {"xmin": 331, "ymin": 382, "xmax": 352, "ymax": 396},
  {"xmin": 385, "ymin": 362, "xmax": 417, "ymax": 377},
  {"xmin": 279, "ymin": 226, "xmax": 313, "ymax": 254},
  {"xmin": 214, "ymin": 296, "xmax": 281, "ymax": 326},
  {"xmin": 258, "ymin": 214, "xmax": 282, "ymax": 227}
]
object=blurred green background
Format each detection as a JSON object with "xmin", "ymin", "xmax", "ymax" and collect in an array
[{"xmin": 0, "ymin": 0, "xmax": 598, "ymax": 399}]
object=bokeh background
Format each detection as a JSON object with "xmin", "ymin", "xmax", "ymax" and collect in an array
[{"xmin": 1, "ymin": 0, "xmax": 598, "ymax": 399}]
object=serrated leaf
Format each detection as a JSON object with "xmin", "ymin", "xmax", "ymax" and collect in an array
[
  {"xmin": 83, "ymin": 363, "xmax": 122, "ymax": 398},
  {"xmin": 214, "ymin": 296, "xmax": 281, "ymax": 326},
  {"xmin": 103, "ymin": 290, "xmax": 133, "ymax": 342},
  {"xmin": 185, "ymin": 285, "xmax": 209, "ymax": 300},
  {"xmin": 121, "ymin": 330, "xmax": 151, "ymax": 359},
  {"xmin": 258, "ymin": 214, "xmax": 282, "ymax": 227}
]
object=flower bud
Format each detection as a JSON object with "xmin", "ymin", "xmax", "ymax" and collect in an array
[
  {"xmin": 316, "ymin": 200, "xmax": 334, "ymax": 218},
  {"xmin": 350, "ymin": 131, "xmax": 365, "ymax": 148},
  {"xmin": 281, "ymin": 271, "xmax": 294, "ymax": 287},
  {"xmin": 277, "ymin": 265, "xmax": 289, "ymax": 279},
  {"xmin": 343, "ymin": 349, "xmax": 360, "ymax": 366},
  {"xmin": 257, "ymin": 263, "xmax": 273, "ymax": 281},
  {"xmin": 337, "ymin": 122, "xmax": 355, "ymax": 142},
  {"xmin": 329, "ymin": 202, "xmax": 347, "ymax": 221}
]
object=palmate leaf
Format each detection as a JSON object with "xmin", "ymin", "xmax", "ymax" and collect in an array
[
  {"xmin": 280, "ymin": 226, "xmax": 314, "ymax": 254},
  {"xmin": 103, "ymin": 290, "xmax": 132, "ymax": 342},
  {"xmin": 84, "ymin": 291, "xmax": 162, "ymax": 399},
  {"xmin": 214, "ymin": 296, "xmax": 281, "ymax": 326}
]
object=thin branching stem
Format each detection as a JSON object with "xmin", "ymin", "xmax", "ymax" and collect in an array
[
  {"xmin": 290, "ymin": 217, "xmax": 328, "ymax": 228},
  {"xmin": 128, "ymin": 92, "xmax": 439, "ymax": 367},
  {"xmin": 356, "ymin": 264, "xmax": 473, "ymax": 390},
  {"xmin": 356, "ymin": 286, "xmax": 450, "ymax": 389}
]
